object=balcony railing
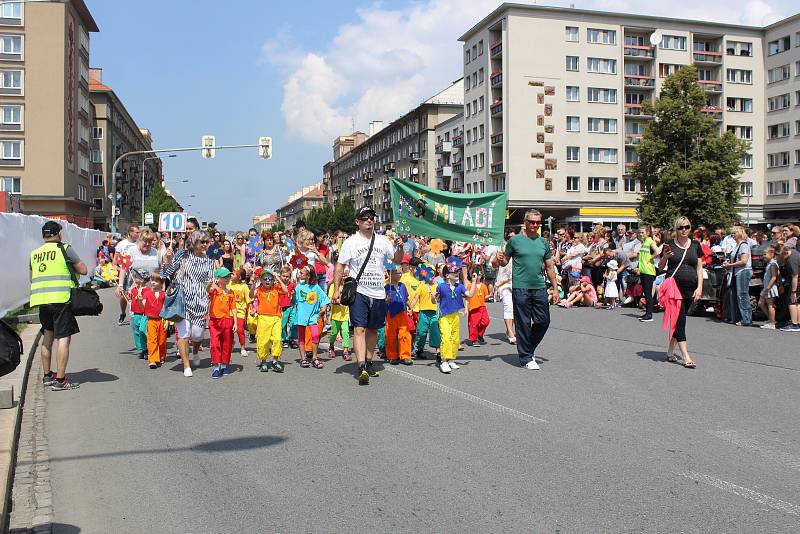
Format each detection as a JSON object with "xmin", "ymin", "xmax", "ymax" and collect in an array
[
  {"xmin": 490, "ymin": 161, "xmax": 504, "ymax": 174},
  {"xmin": 624, "ymin": 103, "xmax": 652, "ymax": 117},
  {"xmin": 436, "ymin": 166, "xmax": 453, "ymax": 178},
  {"xmin": 452, "ymin": 136, "xmax": 463, "ymax": 147},
  {"xmin": 623, "ymin": 45, "xmax": 655, "ymax": 59},
  {"xmin": 491, "ymin": 132, "xmax": 503, "ymax": 145},
  {"xmin": 701, "ymin": 106, "xmax": 723, "ymax": 120},
  {"xmin": 693, "ymin": 50, "xmax": 723, "ymax": 63},
  {"xmin": 698, "ymin": 80, "xmax": 723, "ymax": 92},
  {"xmin": 490, "ymin": 70, "xmax": 503, "ymax": 88},
  {"xmin": 409, "ymin": 151, "xmax": 420, "ymax": 162},
  {"xmin": 624, "ymin": 75, "xmax": 655, "ymax": 88},
  {"xmin": 624, "ymin": 134, "xmax": 643, "ymax": 145},
  {"xmin": 490, "ymin": 40, "xmax": 502, "ymax": 58},
  {"xmin": 435, "ymin": 141, "xmax": 452, "ymax": 154},
  {"xmin": 452, "ymin": 161, "xmax": 463, "ymax": 173},
  {"xmin": 490, "ymin": 100, "xmax": 503, "ymax": 117}
]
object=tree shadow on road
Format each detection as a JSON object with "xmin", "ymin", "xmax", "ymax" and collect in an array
[
  {"xmin": 12, "ymin": 523, "xmax": 82, "ymax": 534},
  {"xmin": 67, "ymin": 368, "xmax": 119, "ymax": 383}
]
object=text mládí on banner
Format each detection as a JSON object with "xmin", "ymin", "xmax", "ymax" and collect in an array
[{"xmin": 389, "ymin": 178, "xmax": 507, "ymax": 245}]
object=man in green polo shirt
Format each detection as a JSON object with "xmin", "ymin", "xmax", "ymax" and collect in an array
[{"xmin": 494, "ymin": 210, "xmax": 559, "ymax": 370}]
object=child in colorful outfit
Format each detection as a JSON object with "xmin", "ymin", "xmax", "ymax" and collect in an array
[
  {"xmin": 385, "ymin": 268, "xmax": 413, "ymax": 365},
  {"xmin": 399, "ymin": 256, "xmax": 422, "ymax": 344},
  {"xmin": 137, "ymin": 272, "xmax": 167, "ymax": 369},
  {"xmin": 128, "ymin": 269, "xmax": 148, "ymax": 359},
  {"xmin": 228, "ymin": 268, "xmax": 251, "ymax": 357},
  {"xmin": 327, "ymin": 267, "xmax": 352, "ymax": 360},
  {"xmin": 466, "ymin": 268, "xmax": 490, "ymax": 346},
  {"xmin": 408, "ymin": 265, "xmax": 441, "ymax": 360},
  {"xmin": 758, "ymin": 245, "xmax": 780, "ymax": 329},
  {"xmin": 278, "ymin": 265, "xmax": 297, "ymax": 349},
  {"xmin": 294, "ymin": 266, "xmax": 330, "ymax": 369},
  {"xmin": 207, "ymin": 267, "xmax": 238, "ymax": 379},
  {"xmin": 252, "ymin": 270, "xmax": 288, "ymax": 373},
  {"xmin": 435, "ymin": 266, "xmax": 476, "ymax": 374}
]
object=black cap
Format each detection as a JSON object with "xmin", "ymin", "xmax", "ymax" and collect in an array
[
  {"xmin": 409, "ymin": 257, "xmax": 423, "ymax": 267},
  {"xmin": 42, "ymin": 221, "xmax": 62, "ymax": 238},
  {"xmin": 355, "ymin": 206, "xmax": 376, "ymax": 219}
]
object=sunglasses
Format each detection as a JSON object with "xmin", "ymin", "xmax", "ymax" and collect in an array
[
  {"xmin": 525, "ymin": 219, "xmax": 542, "ymax": 225},
  {"xmin": 200, "ymin": 240, "xmax": 210, "ymax": 244},
  {"xmin": 358, "ymin": 215, "xmax": 375, "ymax": 221},
  {"xmin": 678, "ymin": 225, "xmax": 691, "ymax": 231}
]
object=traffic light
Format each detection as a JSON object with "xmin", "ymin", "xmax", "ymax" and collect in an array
[
  {"xmin": 259, "ymin": 136, "xmax": 272, "ymax": 159},
  {"xmin": 202, "ymin": 135, "xmax": 216, "ymax": 159}
]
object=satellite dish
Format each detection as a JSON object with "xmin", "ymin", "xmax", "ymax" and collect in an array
[{"xmin": 649, "ymin": 32, "xmax": 662, "ymax": 47}]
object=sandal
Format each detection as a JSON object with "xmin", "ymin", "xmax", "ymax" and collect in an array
[
  {"xmin": 312, "ymin": 359, "xmax": 324, "ymax": 369},
  {"xmin": 683, "ymin": 360, "xmax": 696, "ymax": 369},
  {"xmin": 666, "ymin": 354, "xmax": 678, "ymax": 363},
  {"xmin": 300, "ymin": 359, "xmax": 310, "ymax": 368}
]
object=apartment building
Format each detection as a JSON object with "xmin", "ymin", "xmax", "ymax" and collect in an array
[
  {"xmin": 276, "ymin": 183, "xmax": 324, "ymax": 230},
  {"xmin": 89, "ymin": 68, "xmax": 161, "ymax": 231},
  {"xmin": 326, "ymin": 80, "xmax": 463, "ymax": 224},
  {"xmin": 434, "ymin": 113, "xmax": 465, "ymax": 192},
  {"xmin": 0, "ymin": 0, "xmax": 99, "ymax": 227},
  {"xmin": 460, "ymin": 3, "xmax": 800, "ymax": 227},
  {"xmin": 252, "ymin": 213, "xmax": 277, "ymax": 233}
]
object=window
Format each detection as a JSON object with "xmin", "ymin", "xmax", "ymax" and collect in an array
[
  {"xmin": 660, "ymin": 35, "xmax": 687, "ymax": 50},
  {"xmin": 565, "ymin": 26, "xmax": 579, "ymax": 42},
  {"xmin": 726, "ymin": 125, "xmax": 752, "ymax": 140},
  {"xmin": 767, "ymin": 152, "xmax": 790, "ymax": 168},
  {"xmin": 472, "ymin": 99, "xmax": 477, "ymax": 115},
  {"xmin": 472, "ymin": 44, "xmax": 477, "ymax": 59},
  {"xmin": 767, "ymin": 180, "xmax": 790, "ymax": 195},
  {"xmin": 92, "ymin": 127, "xmax": 103, "ymax": 139},
  {"xmin": 740, "ymin": 153, "xmax": 753, "ymax": 168},
  {"xmin": 472, "ymin": 72, "xmax": 477, "ymax": 87},
  {"xmin": 79, "ymin": 154, "xmax": 88, "ymax": 176},
  {"xmin": 90, "ymin": 149, "xmax": 102, "ymax": 163},
  {"xmin": 588, "ymin": 177, "xmax": 617, "ymax": 192},
  {"xmin": 768, "ymin": 65, "xmax": 791, "ymax": 83},
  {"xmin": 566, "ymin": 56, "xmax": 579, "ymax": 71},
  {"xmin": 726, "ymin": 41, "xmax": 752, "ymax": 56},
  {"xmin": 91, "ymin": 198, "xmax": 103, "ymax": 211},
  {"xmin": 479, "ymin": 153, "xmax": 485, "ymax": 167},
  {"xmin": 566, "ymin": 86, "xmax": 579, "ymax": 101},
  {"xmin": 768, "ymin": 94, "xmax": 791, "ymax": 111},
  {"xmin": 0, "ymin": 69, "xmax": 21, "ymax": 89},
  {"xmin": 588, "ymin": 117, "xmax": 617, "ymax": 133},
  {"xmin": 472, "ymin": 154, "xmax": 478, "ymax": 169},
  {"xmin": 585, "ymin": 87, "xmax": 616, "ymax": 103},
  {"xmin": 726, "ymin": 97, "xmax": 752, "ymax": 112},
  {"xmin": 0, "ymin": 139, "xmax": 21, "ymax": 161},
  {"xmin": 587, "ymin": 28, "xmax": 616, "ymax": 45},
  {"xmin": 478, "ymin": 96, "xmax": 484, "ymax": 112},
  {"xmin": 566, "ymin": 146, "xmax": 580, "ymax": 161},
  {"xmin": 587, "ymin": 57, "xmax": 616, "ymax": 74},
  {"xmin": 0, "ymin": 104, "xmax": 20, "ymax": 125},
  {"xmin": 77, "ymin": 184, "xmax": 87, "ymax": 202},
  {"xmin": 479, "ymin": 124, "xmax": 484, "ymax": 139},
  {"xmin": 740, "ymin": 182, "xmax": 753, "ymax": 197},
  {"xmin": 588, "ymin": 147, "xmax": 618, "ymax": 163},
  {"xmin": 478, "ymin": 68, "xmax": 484, "ymax": 84},
  {"xmin": 0, "ymin": 35, "xmax": 21, "ymax": 56},
  {"xmin": 465, "ymin": 49, "xmax": 470, "ymax": 64},
  {"xmin": 796, "ymin": 120, "xmax": 800, "ymax": 135},
  {"xmin": 466, "ymin": 103, "xmax": 471, "ymax": 117},
  {"xmin": 91, "ymin": 174, "xmax": 103, "ymax": 187},
  {"xmin": 466, "ymin": 130, "xmax": 472, "ymax": 144},
  {"xmin": 566, "ymin": 176, "xmax": 580, "ymax": 192},
  {"xmin": 566, "ymin": 116, "xmax": 580, "ymax": 132},
  {"xmin": 768, "ymin": 122, "xmax": 790, "ymax": 139},
  {"xmin": 0, "ymin": 176, "xmax": 19, "ymax": 194},
  {"xmin": 796, "ymin": 149, "xmax": 800, "ymax": 165},
  {"xmin": 478, "ymin": 40, "xmax": 483, "ymax": 56},
  {"xmin": 659, "ymin": 63, "xmax": 683, "ymax": 77},
  {"xmin": 768, "ymin": 36, "xmax": 791, "ymax": 56},
  {"xmin": 726, "ymin": 68, "xmax": 752, "ymax": 84},
  {"xmin": 0, "ymin": 4, "xmax": 21, "ymax": 19},
  {"xmin": 465, "ymin": 76, "xmax": 470, "ymax": 90},
  {"xmin": 624, "ymin": 177, "xmax": 637, "ymax": 192}
]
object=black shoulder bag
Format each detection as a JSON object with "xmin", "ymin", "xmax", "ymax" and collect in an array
[
  {"xmin": 340, "ymin": 233, "xmax": 375, "ymax": 306},
  {"xmin": 57, "ymin": 243, "xmax": 104, "ymax": 316},
  {"xmin": 0, "ymin": 319, "xmax": 22, "ymax": 378}
]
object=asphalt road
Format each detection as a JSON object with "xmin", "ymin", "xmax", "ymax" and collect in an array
[{"xmin": 43, "ymin": 289, "xmax": 800, "ymax": 533}]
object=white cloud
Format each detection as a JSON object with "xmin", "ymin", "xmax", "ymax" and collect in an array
[{"xmin": 264, "ymin": 0, "xmax": 793, "ymax": 146}]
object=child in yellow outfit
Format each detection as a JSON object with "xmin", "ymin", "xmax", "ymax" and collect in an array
[
  {"xmin": 435, "ymin": 266, "xmax": 476, "ymax": 374},
  {"xmin": 228, "ymin": 268, "xmax": 251, "ymax": 357},
  {"xmin": 327, "ymin": 276, "xmax": 352, "ymax": 360},
  {"xmin": 251, "ymin": 270, "xmax": 288, "ymax": 373}
]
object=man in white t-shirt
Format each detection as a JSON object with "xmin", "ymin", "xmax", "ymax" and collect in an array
[
  {"xmin": 333, "ymin": 206, "xmax": 404, "ymax": 385},
  {"xmin": 114, "ymin": 224, "xmax": 139, "ymax": 325}
]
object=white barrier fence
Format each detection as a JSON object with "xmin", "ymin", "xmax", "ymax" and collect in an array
[{"xmin": 0, "ymin": 213, "xmax": 104, "ymax": 318}]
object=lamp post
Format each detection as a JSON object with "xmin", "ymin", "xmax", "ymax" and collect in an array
[{"xmin": 141, "ymin": 154, "xmax": 176, "ymax": 225}]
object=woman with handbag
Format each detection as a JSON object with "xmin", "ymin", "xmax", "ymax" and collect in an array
[
  {"xmin": 658, "ymin": 216, "xmax": 703, "ymax": 368},
  {"xmin": 161, "ymin": 230, "xmax": 216, "ymax": 377}
]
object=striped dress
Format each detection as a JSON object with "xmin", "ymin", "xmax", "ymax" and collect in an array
[{"xmin": 161, "ymin": 249, "xmax": 216, "ymax": 327}]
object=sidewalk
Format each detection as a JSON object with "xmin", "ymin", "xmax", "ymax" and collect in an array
[{"xmin": 0, "ymin": 324, "xmax": 40, "ymax": 532}]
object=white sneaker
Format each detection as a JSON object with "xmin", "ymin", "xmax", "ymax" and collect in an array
[
  {"xmin": 623, "ymin": 296, "xmax": 633, "ymax": 305},
  {"xmin": 508, "ymin": 337, "xmax": 516, "ymax": 345},
  {"xmin": 183, "ymin": 367, "xmax": 193, "ymax": 377},
  {"xmin": 524, "ymin": 360, "xmax": 540, "ymax": 370},
  {"xmin": 192, "ymin": 355, "xmax": 200, "ymax": 367},
  {"xmin": 448, "ymin": 361, "xmax": 460, "ymax": 370},
  {"xmin": 439, "ymin": 362, "xmax": 451, "ymax": 373},
  {"xmin": 240, "ymin": 348, "xmax": 249, "ymax": 357},
  {"xmin": 760, "ymin": 324, "xmax": 776, "ymax": 329}
]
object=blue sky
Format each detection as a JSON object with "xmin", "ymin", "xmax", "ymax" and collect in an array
[{"xmin": 85, "ymin": 0, "xmax": 794, "ymax": 230}]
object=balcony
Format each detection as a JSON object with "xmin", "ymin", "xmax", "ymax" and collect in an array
[
  {"xmin": 382, "ymin": 182, "xmax": 389, "ymax": 191},
  {"xmin": 624, "ymin": 104, "xmax": 652, "ymax": 118},
  {"xmin": 693, "ymin": 50, "xmax": 723, "ymax": 64},
  {"xmin": 452, "ymin": 161, "xmax": 463, "ymax": 173},
  {"xmin": 491, "ymin": 132, "xmax": 503, "ymax": 146},
  {"xmin": 362, "ymin": 170, "xmax": 373, "ymax": 182},
  {"xmin": 701, "ymin": 106, "xmax": 723, "ymax": 121},
  {"xmin": 624, "ymin": 75, "xmax": 655, "ymax": 89},
  {"xmin": 490, "ymin": 100, "xmax": 503, "ymax": 117},
  {"xmin": 409, "ymin": 151, "xmax": 420, "ymax": 162},
  {"xmin": 624, "ymin": 134, "xmax": 643, "ymax": 146},
  {"xmin": 490, "ymin": 40, "xmax": 502, "ymax": 58},
  {"xmin": 624, "ymin": 161, "xmax": 638, "ymax": 169},
  {"xmin": 383, "ymin": 162, "xmax": 396, "ymax": 173},
  {"xmin": 623, "ymin": 45, "xmax": 655, "ymax": 60},
  {"xmin": 452, "ymin": 135, "xmax": 463, "ymax": 148},
  {"xmin": 490, "ymin": 69, "xmax": 503, "ymax": 88},
  {"xmin": 490, "ymin": 161, "xmax": 504, "ymax": 175},
  {"xmin": 436, "ymin": 166, "xmax": 453, "ymax": 178},
  {"xmin": 698, "ymin": 79, "xmax": 723, "ymax": 93},
  {"xmin": 435, "ymin": 141, "xmax": 452, "ymax": 154}
]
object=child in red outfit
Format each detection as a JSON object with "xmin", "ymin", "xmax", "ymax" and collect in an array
[
  {"xmin": 137, "ymin": 273, "xmax": 167, "ymax": 369},
  {"xmin": 466, "ymin": 269, "xmax": 490, "ymax": 345},
  {"xmin": 207, "ymin": 267, "xmax": 238, "ymax": 379}
]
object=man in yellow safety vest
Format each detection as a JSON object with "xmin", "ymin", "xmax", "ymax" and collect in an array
[{"xmin": 29, "ymin": 221, "xmax": 88, "ymax": 391}]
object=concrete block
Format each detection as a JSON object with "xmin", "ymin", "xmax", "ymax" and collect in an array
[{"xmin": 0, "ymin": 384, "xmax": 13, "ymax": 409}]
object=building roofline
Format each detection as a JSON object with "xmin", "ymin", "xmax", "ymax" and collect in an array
[
  {"xmin": 70, "ymin": 0, "xmax": 99, "ymax": 32},
  {"xmin": 458, "ymin": 2, "xmax": 768, "ymax": 42},
  {"xmin": 763, "ymin": 12, "xmax": 800, "ymax": 31},
  {"xmin": 89, "ymin": 72, "xmax": 153, "ymax": 150}
]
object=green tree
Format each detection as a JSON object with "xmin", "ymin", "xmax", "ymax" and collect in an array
[
  {"xmin": 634, "ymin": 65, "xmax": 749, "ymax": 229},
  {"xmin": 332, "ymin": 196, "xmax": 356, "ymax": 232},
  {"xmin": 142, "ymin": 181, "xmax": 182, "ymax": 223}
]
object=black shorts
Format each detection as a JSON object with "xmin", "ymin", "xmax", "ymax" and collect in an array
[
  {"xmin": 349, "ymin": 292, "xmax": 387, "ymax": 330},
  {"xmin": 39, "ymin": 303, "xmax": 79, "ymax": 339}
]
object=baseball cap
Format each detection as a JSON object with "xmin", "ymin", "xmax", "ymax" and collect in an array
[
  {"xmin": 409, "ymin": 257, "xmax": 422, "ymax": 267},
  {"xmin": 42, "ymin": 221, "xmax": 62, "ymax": 238},
  {"xmin": 607, "ymin": 260, "xmax": 619, "ymax": 270},
  {"xmin": 580, "ymin": 276, "xmax": 592, "ymax": 284},
  {"xmin": 214, "ymin": 267, "xmax": 231, "ymax": 278},
  {"xmin": 355, "ymin": 206, "xmax": 376, "ymax": 219},
  {"xmin": 401, "ymin": 254, "xmax": 411, "ymax": 264},
  {"xmin": 259, "ymin": 270, "xmax": 274, "ymax": 281}
]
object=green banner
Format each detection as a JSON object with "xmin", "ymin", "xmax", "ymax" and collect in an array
[{"xmin": 389, "ymin": 178, "xmax": 507, "ymax": 245}]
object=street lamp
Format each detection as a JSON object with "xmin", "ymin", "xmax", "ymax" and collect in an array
[{"xmin": 141, "ymin": 154, "xmax": 176, "ymax": 225}]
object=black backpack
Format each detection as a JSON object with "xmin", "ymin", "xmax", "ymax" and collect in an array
[{"xmin": 0, "ymin": 320, "xmax": 22, "ymax": 377}]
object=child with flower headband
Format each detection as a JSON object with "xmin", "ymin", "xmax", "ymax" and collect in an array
[
  {"xmin": 408, "ymin": 262, "xmax": 441, "ymax": 360},
  {"xmin": 385, "ymin": 264, "xmax": 413, "ymax": 365},
  {"xmin": 252, "ymin": 269, "xmax": 288, "ymax": 373},
  {"xmin": 434, "ymin": 265, "xmax": 476, "ymax": 373},
  {"xmin": 294, "ymin": 266, "xmax": 330, "ymax": 369}
]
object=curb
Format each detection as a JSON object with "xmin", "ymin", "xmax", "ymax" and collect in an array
[{"xmin": 0, "ymin": 325, "xmax": 41, "ymax": 533}]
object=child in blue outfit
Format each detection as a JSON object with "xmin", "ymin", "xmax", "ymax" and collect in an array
[
  {"xmin": 435, "ymin": 266, "xmax": 475, "ymax": 374},
  {"xmin": 294, "ymin": 266, "xmax": 330, "ymax": 369}
]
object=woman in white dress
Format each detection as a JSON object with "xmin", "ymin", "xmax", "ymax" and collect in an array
[{"xmin": 494, "ymin": 257, "xmax": 515, "ymax": 344}]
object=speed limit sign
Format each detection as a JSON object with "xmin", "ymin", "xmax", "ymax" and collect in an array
[{"xmin": 158, "ymin": 212, "xmax": 187, "ymax": 233}]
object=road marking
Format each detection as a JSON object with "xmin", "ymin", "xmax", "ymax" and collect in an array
[
  {"xmin": 679, "ymin": 471, "xmax": 800, "ymax": 516},
  {"xmin": 709, "ymin": 430, "xmax": 800, "ymax": 471},
  {"xmin": 384, "ymin": 366, "xmax": 548, "ymax": 424}
]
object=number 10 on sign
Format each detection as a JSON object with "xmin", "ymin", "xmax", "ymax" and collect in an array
[{"xmin": 159, "ymin": 212, "xmax": 187, "ymax": 233}]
